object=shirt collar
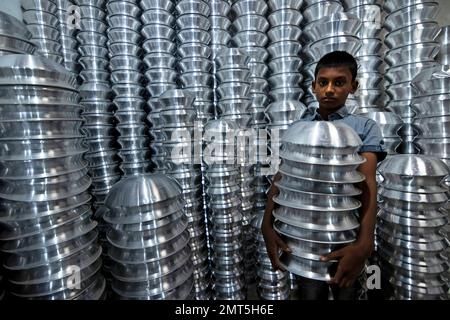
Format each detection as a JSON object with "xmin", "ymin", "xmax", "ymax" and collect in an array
[{"xmin": 312, "ymin": 105, "xmax": 349, "ymax": 121}]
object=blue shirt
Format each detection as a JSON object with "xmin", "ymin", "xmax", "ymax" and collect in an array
[{"xmin": 297, "ymin": 105, "xmax": 387, "ymax": 162}]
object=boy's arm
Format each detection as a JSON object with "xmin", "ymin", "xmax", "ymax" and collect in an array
[
  {"xmin": 321, "ymin": 152, "xmax": 378, "ymax": 288},
  {"xmin": 261, "ymin": 172, "xmax": 291, "ymax": 270}
]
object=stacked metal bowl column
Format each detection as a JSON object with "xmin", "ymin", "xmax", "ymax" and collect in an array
[
  {"xmin": 411, "ymin": 65, "xmax": 450, "ymax": 271},
  {"xmin": 383, "ymin": 0, "xmax": 440, "ymax": 154},
  {"xmin": 76, "ymin": 0, "xmax": 121, "ymax": 209},
  {"xmin": 177, "ymin": 0, "xmax": 213, "ymax": 124},
  {"xmin": 252, "ymin": 207, "xmax": 290, "ymax": 300},
  {"xmin": 266, "ymin": 0, "xmax": 306, "ymax": 137},
  {"xmin": 302, "ymin": 12, "xmax": 362, "ymax": 113},
  {"xmin": 230, "ymin": 1, "xmax": 269, "ymax": 285},
  {"xmin": 106, "ymin": 1, "xmax": 150, "ymax": 176},
  {"xmin": 209, "ymin": 0, "xmax": 232, "ymax": 110},
  {"xmin": 158, "ymin": 89, "xmax": 211, "ymax": 300},
  {"xmin": 0, "ymin": 55, "xmax": 106, "ymax": 300},
  {"xmin": 231, "ymin": 0, "xmax": 270, "ymax": 131},
  {"xmin": 103, "ymin": 174, "xmax": 194, "ymax": 300},
  {"xmin": 344, "ymin": 0, "xmax": 386, "ymax": 114},
  {"xmin": 21, "ymin": 0, "xmax": 64, "ymax": 64},
  {"xmin": 55, "ymin": 0, "xmax": 80, "ymax": 76},
  {"xmin": 377, "ymin": 155, "xmax": 450, "ymax": 300},
  {"xmin": 300, "ymin": 0, "xmax": 344, "ymax": 109},
  {"xmin": 140, "ymin": 0, "xmax": 178, "ymax": 173},
  {"xmin": 363, "ymin": 112, "xmax": 402, "ymax": 156},
  {"xmin": 437, "ymin": 26, "xmax": 450, "ymax": 65},
  {"xmin": 0, "ymin": 11, "xmax": 36, "ymax": 55},
  {"xmin": 204, "ymin": 118, "xmax": 246, "ymax": 300},
  {"xmin": 275, "ymin": 121, "xmax": 364, "ymax": 282},
  {"xmin": 215, "ymin": 47, "xmax": 255, "ymax": 286}
]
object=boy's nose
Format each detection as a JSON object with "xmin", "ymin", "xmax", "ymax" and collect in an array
[{"xmin": 325, "ymin": 84, "xmax": 335, "ymax": 96}]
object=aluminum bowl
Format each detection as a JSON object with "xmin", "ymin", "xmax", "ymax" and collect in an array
[
  {"xmin": 209, "ymin": 16, "xmax": 232, "ymax": 31},
  {"xmin": 176, "ymin": 0, "xmax": 210, "ymax": 16},
  {"xmin": 77, "ymin": 31, "xmax": 107, "ymax": 46},
  {"xmin": 106, "ymin": 15, "xmax": 140, "ymax": 32},
  {"xmin": 107, "ymin": 28, "xmax": 141, "ymax": 44},
  {"xmin": 176, "ymin": 14, "xmax": 210, "ymax": 31},
  {"xmin": 232, "ymin": 30, "xmax": 268, "ymax": 48},
  {"xmin": 303, "ymin": 1, "xmax": 343, "ymax": 25},
  {"xmin": 304, "ymin": 13, "xmax": 361, "ymax": 42},
  {"xmin": 233, "ymin": 15, "xmax": 270, "ymax": 33},
  {"xmin": 267, "ymin": 26, "xmax": 302, "ymax": 42},
  {"xmin": 232, "ymin": 0, "xmax": 268, "ymax": 16},
  {"xmin": 107, "ymin": 1, "xmax": 141, "ymax": 16},
  {"xmin": 385, "ymin": 22, "xmax": 441, "ymax": 49},
  {"xmin": 142, "ymin": 24, "xmax": 175, "ymax": 40},
  {"xmin": 279, "ymin": 253, "xmax": 335, "ymax": 282},
  {"xmin": 210, "ymin": 29, "xmax": 232, "ymax": 46},
  {"xmin": 177, "ymin": 43, "xmax": 211, "ymax": 58},
  {"xmin": 140, "ymin": 0, "xmax": 174, "ymax": 12},
  {"xmin": 308, "ymin": 35, "xmax": 361, "ymax": 62},
  {"xmin": 384, "ymin": 2, "xmax": 439, "ymax": 32},
  {"xmin": 142, "ymin": 39, "xmax": 175, "ymax": 54},
  {"xmin": 143, "ymin": 53, "xmax": 177, "ymax": 69},
  {"xmin": 267, "ymin": 40, "xmax": 302, "ymax": 58},
  {"xmin": 177, "ymin": 28, "xmax": 210, "ymax": 44}
]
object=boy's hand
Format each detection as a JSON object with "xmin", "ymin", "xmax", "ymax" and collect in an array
[
  {"xmin": 261, "ymin": 224, "xmax": 291, "ymax": 271},
  {"xmin": 321, "ymin": 242, "xmax": 373, "ymax": 288}
]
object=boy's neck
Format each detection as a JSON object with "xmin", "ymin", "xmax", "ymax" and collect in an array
[{"xmin": 317, "ymin": 105, "xmax": 344, "ymax": 121}]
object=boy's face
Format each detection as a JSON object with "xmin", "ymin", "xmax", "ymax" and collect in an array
[{"xmin": 312, "ymin": 66, "xmax": 358, "ymax": 112}]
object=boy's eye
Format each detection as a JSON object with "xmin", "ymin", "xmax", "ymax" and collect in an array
[
  {"xmin": 335, "ymin": 80, "xmax": 345, "ymax": 87},
  {"xmin": 319, "ymin": 80, "xmax": 328, "ymax": 87}
]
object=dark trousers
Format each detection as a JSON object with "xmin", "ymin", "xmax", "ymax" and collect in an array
[{"xmin": 296, "ymin": 276, "xmax": 362, "ymax": 300}]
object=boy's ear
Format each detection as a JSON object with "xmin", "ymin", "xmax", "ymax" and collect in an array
[
  {"xmin": 351, "ymin": 80, "xmax": 359, "ymax": 94},
  {"xmin": 312, "ymin": 80, "xmax": 316, "ymax": 93}
]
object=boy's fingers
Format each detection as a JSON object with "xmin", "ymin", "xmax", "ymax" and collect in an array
[
  {"xmin": 321, "ymin": 248, "xmax": 344, "ymax": 262},
  {"xmin": 330, "ymin": 265, "xmax": 345, "ymax": 285},
  {"xmin": 276, "ymin": 237, "xmax": 291, "ymax": 253}
]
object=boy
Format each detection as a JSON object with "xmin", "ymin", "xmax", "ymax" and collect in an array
[{"xmin": 262, "ymin": 51, "xmax": 386, "ymax": 300}]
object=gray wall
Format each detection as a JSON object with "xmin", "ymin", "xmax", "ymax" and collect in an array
[
  {"xmin": 0, "ymin": 0, "xmax": 21, "ymax": 20},
  {"xmin": 438, "ymin": 0, "xmax": 450, "ymax": 27}
]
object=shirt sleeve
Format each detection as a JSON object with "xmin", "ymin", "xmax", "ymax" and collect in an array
[{"xmin": 359, "ymin": 119, "xmax": 387, "ymax": 162}]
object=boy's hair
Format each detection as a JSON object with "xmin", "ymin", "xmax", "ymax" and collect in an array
[{"xmin": 314, "ymin": 51, "xmax": 358, "ymax": 81}]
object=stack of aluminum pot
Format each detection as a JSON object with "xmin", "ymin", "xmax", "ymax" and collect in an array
[
  {"xmin": 140, "ymin": 0, "xmax": 178, "ymax": 173},
  {"xmin": 207, "ymin": 47, "xmax": 250, "ymax": 300},
  {"xmin": 0, "ymin": 12, "xmax": 36, "ymax": 302},
  {"xmin": 76, "ymin": 0, "xmax": 121, "ymax": 209},
  {"xmin": 363, "ymin": 112, "xmax": 403, "ymax": 156},
  {"xmin": 437, "ymin": 26, "xmax": 450, "ymax": 65},
  {"xmin": 275, "ymin": 121, "xmax": 363, "ymax": 282},
  {"xmin": 103, "ymin": 174, "xmax": 194, "ymax": 300},
  {"xmin": 209, "ymin": 0, "xmax": 232, "ymax": 110},
  {"xmin": 252, "ymin": 209, "xmax": 290, "ymax": 300},
  {"xmin": 204, "ymin": 118, "xmax": 246, "ymax": 300},
  {"xmin": 383, "ymin": 0, "xmax": 440, "ymax": 154},
  {"xmin": 0, "ymin": 11, "xmax": 36, "ymax": 55},
  {"xmin": 177, "ymin": 0, "xmax": 213, "ymax": 124},
  {"xmin": 411, "ymin": 65, "xmax": 450, "ymax": 275},
  {"xmin": 107, "ymin": 0, "xmax": 151, "ymax": 176},
  {"xmin": 301, "ymin": 0, "xmax": 344, "ymax": 109},
  {"xmin": 21, "ymin": 0, "xmax": 64, "ymax": 63},
  {"xmin": 377, "ymin": 155, "xmax": 450, "ymax": 300},
  {"xmin": 0, "ymin": 55, "xmax": 105, "ymax": 300},
  {"xmin": 343, "ymin": 0, "xmax": 386, "ymax": 114},
  {"xmin": 55, "ymin": 0, "xmax": 80, "ymax": 76},
  {"xmin": 158, "ymin": 89, "xmax": 211, "ymax": 300},
  {"xmin": 411, "ymin": 65, "xmax": 450, "ymax": 175},
  {"xmin": 230, "ymin": 0, "xmax": 270, "ymax": 285}
]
